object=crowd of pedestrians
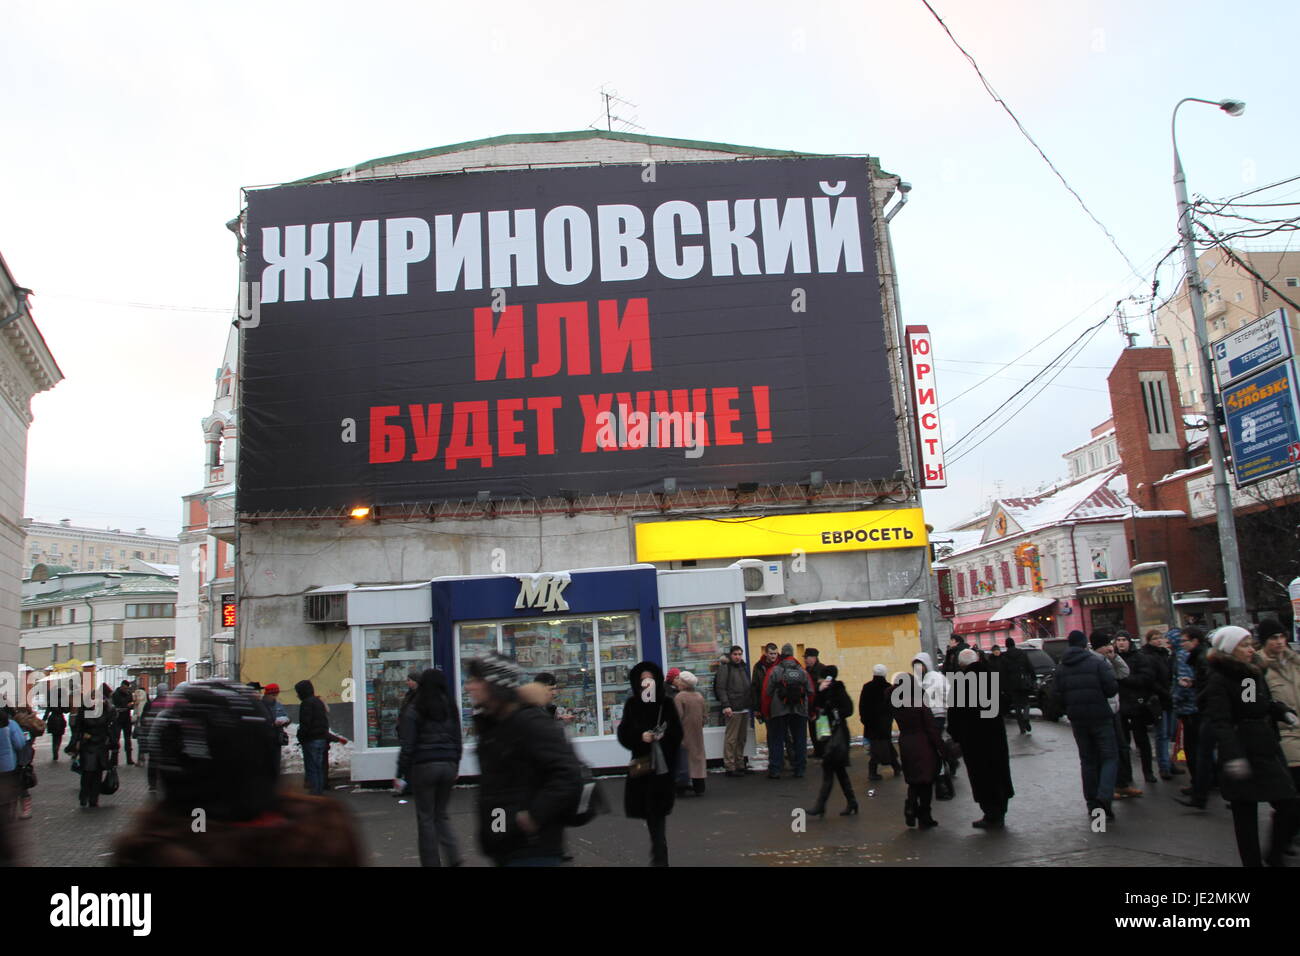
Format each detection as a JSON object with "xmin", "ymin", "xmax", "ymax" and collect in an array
[
  {"xmin": 4, "ymin": 616, "xmax": 1297, "ymax": 869},
  {"xmin": 1052, "ymin": 622, "xmax": 1300, "ymax": 867}
]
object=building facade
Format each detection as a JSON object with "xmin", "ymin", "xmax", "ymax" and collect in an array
[
  {"xmin": 23, "ymin": 520, "xmax": 177, "ymax": 577},
  {"xmin": 230, "ymin": 131, "xmax": 931, "ymax": 775},
  {"xmin": 1154, "ymin": 246, "xmax": 1300, "ymax": 414},
  {"xmin": 176, "ymin": 326, "xmax": 238, "ymax": 679},
  {"xmin": 20, "ymin": 570, "xmax": 180, "ymax": 687},
  {"xmin": 1, "ymin": 252, "xmax": 62, "ymax": 691}
]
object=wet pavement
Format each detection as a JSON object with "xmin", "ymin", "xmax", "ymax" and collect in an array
[{"xmin": 18, "ymin": 717, "xmax": 1253, "ymax": 866}]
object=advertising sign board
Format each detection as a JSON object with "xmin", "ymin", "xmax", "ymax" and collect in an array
[
  {"xmin": 904, "ymin": 325, "xmax": 947, "ymax": 488},
  {"xmin": 240, "ymin": 158, "xmax": 900, "ymax": 512},
  {"xmin": 1131, "ymin": 562, "xmax": 1174, "ymax": 635},
  {"xmin": 1212, "ymin": 308, "xmax": 1292, "ymax": 387},
  {"xmin": 1222, "ymin": 359, "xmax": 1300, "ymax": 487}
]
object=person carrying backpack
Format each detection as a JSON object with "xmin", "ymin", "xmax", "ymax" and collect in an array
[{"xmin": 761, "ymin": 644, "xmax": 814, "ymax": 779}]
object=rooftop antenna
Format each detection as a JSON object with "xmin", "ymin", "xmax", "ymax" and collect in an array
[{"xmin": 589, "ymin": 84, "xmax": 645, "ymax": 133}]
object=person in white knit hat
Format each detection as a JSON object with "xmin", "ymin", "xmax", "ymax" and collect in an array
[{"xmin": 1197, "ymin": 625, "xmax": 1300, "ymax": 866}]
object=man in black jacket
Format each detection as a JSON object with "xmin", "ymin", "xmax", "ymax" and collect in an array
[
  {"xmin": 468, "ymin": 653, "xmax": 582, "ymax": 867},
  {"xmin": 110, "ymin": 681, "xmax": 136, "ymax": 765},
  {"xmin": 1001, "ymin": 638, "xmax": 1037, "ymax": 735},
  {"xmin": 1052, "ymin": 630, "xmax": 1120, "ymax": 819},
  {"xmin": 294, "ymin": 680, "xmax": 332, "ymax": 796},
  {"xmin": 943, "ymin": 635, "xmax": 970, "ymax": 674}
]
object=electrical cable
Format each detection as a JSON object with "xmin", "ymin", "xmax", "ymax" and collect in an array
[
  {"xmin": 917, "ymin": 0, "xmax": 1144, "ymax": 283},
  {"xmin": 947, "ymin": 315, "xmax": 1110, "ymax": 462}
]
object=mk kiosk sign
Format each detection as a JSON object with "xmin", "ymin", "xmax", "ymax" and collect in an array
[
  {"xmin": 1215, "ymin": 308, "xmax": 1300, "ymax": 487},
  {"xmin": 237, "ymin": 158, "xmax": 907, "ymax": 512}
]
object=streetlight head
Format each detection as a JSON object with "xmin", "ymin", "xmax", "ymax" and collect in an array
[{"xmin": 1219, "ymin": 99, "xmax": 1246, "ymax": 117}]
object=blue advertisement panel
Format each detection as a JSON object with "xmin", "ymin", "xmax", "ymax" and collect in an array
[{"xmin": 1223, "ymin": 360, "xmax": 1300, "ymax": 487}]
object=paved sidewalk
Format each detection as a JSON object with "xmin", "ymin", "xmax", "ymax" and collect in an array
[{"xmin": 16, "ymin": 719, "xmax": 1248, "ymax": 867}]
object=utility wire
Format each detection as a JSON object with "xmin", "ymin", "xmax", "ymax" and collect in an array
[
  {"xmin": 948, "ymin": 312, "xmax": 1112, "ymax": 454},
  {"xmin": 918, "ymin": 0, "xmax": 1144, "ymax": 282},
  {"xmin": 1195, "ymin": 221, "xmax": 1300, "ymax": 313},
  {"xmin": 947, "ymin": 319, "xmax": 1109, "ymax": 467}
]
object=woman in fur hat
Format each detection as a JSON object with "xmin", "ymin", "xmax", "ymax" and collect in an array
[
  {"xmin": 617, "ymin": 661, "xmax": 684, "ymax": 866},
  {"xmin": 1201, "ymin": 626, "xmax": 1300, "ymax": 867}
]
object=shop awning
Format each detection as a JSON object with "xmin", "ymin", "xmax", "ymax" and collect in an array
[{"xmin": 988, "ymin": 594, "xmax": 1056, "ymax": 622}]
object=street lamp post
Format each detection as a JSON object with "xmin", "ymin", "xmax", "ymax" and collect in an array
[{"xmin": 1172, "ymin": 96, "xmax": 1248, "ymax": 626}]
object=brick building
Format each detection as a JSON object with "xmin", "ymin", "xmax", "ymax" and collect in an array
[{"xmin": 942, "ymin": 342, "xmax": 1292, "ymax": 646}]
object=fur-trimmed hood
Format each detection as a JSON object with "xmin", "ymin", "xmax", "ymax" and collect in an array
[
  {"xmin": 517, "ymin": 681, "xmax": 551, "ymax": 709},
  {"xmin": 1208, "ymin": 650, "xmax": 1266, "ymax": 683}
]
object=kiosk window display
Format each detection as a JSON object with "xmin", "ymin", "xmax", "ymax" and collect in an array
[
  {"xmin": 664, "ymin": 605, "xmax": 735, "ymax": 722},
  {"xmin": 363, "ymin": 625, "xmax": 432, "ymax": 749},
  {"xmin": 456, "ymin": 612, "xmax": 641, "ymax": 739}
]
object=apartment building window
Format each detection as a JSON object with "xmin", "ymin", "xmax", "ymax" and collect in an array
[
  {"xmin": 124, "ymin": 636, "xmax": 175, "ymax": 655},
  {"xmin": 125, "ymin": 603, "xmax": 175, "ymax": 618},
  {"xmin": 119, "ymin": 550, "xmax": 126, "ymax": 558},
  {"xmin": 71, "ymin": 545, "xmax": 78, "ymax": 553},
  {"xmin": 1287, "ymin": 278, "xmax": 1299, "ymax": 288},
  {"xmin": 67, "ymin": 608, "xmax": 76, "ymax": 624},
  {"xmin": 87, "ymin": 546, "xmax": 95, "ymax": 555},
  {"xmin": 1105, "ymin": 442, "xmax": 1116, "ymax": 463},
  {"xmin": 133, "ymin": 551, "xmax": 143, "ymax": 559},
  {"xmin": 1088, "ymin": 449, "xmax": 1101, "ymax": 470},
  {"xmin": 1235, "ymin": 291, "xmax": 1244, "ymax": 302},
  {"xmin": 1190, "ymin": 389, "xmax": 1198, "ymax": 405},
  {"xmin": 51, "ymin": 644, "xmax": 58, "ymax": 663}
]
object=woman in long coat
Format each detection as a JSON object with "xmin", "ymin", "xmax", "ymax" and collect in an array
[
  {"xmin": 68, "ymin": 691, "xmax": 117, "ymax": 808},
  {"xmin": 810, "ymin": 665, "xmax": 857, "ymax": 815},
  {"xmin": 673, "ymin": 671, "xmax": 707, "ymax": 796},
  {"xmin": 1201, "ymin": 627, "xmax": 1300, "ymax": 867},
  {"xmin": 617, "ymin": 661, "xmax": 684, "ymax": 866},
  {"xmin": 947, "ymin": 651, "xmax": 1014, "ymax": 828},
  {"xmin": 893, "ymin": 673, "xmax": 942, "ymax": 829}
]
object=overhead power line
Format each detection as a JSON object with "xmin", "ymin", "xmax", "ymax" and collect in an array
[{"xmin": 918, "ymin": 0, "xmax": 1144, "ymax": 283}]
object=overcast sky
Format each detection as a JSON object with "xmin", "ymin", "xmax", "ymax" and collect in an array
[{"xmin": 5, "ymin": 0, "xmax": 1297, "ymax": 538}]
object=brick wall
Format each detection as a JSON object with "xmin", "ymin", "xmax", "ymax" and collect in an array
[{"xmin": 1108, "ymin": 348, "xmax": 1186, "ymax": 509}]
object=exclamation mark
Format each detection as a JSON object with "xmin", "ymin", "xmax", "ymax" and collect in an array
[{"xmin": 753, "ymin": 385, "xmax": 772, "ymax": 443}]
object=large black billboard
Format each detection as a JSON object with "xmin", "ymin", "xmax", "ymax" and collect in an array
[{"xmin": 239, "ymin": 157, "xmax": 901, "ymax": 512}]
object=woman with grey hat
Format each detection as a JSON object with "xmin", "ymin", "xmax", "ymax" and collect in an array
[
  {"xmin": 1200, "ymin": 626, "xmax": 1300, "ymax": 866},
  {"xmin": 467, "ymin": 653, "xmax": 583, "ymax": 867}
]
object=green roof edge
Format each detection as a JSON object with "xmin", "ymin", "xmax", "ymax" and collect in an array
[{"xmin": 284, "ymin": 130, "xmax": 893, "ymax": 186}]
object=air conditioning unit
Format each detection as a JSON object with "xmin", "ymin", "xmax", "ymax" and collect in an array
[
  {"xmin": 731, "ymin": 559, "xmax": 785, "ymax": 597},
  {"xmin": 303, "ymin": 592, "xmax": 347, "ymax": 626}
]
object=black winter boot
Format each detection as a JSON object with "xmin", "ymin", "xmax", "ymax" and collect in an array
[{"xmin": 904, "ymin": 798, "xmax": 917, "ymax": 827}]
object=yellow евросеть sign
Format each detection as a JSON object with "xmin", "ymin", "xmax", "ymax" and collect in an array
[{"xmin": 635, "ymin": 509, "xmax": 929, "ymax": 562}]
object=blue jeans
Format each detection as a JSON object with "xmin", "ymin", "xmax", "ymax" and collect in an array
[
  {"xmin": 1071, "ymin": 719, "xmax": 1118, "ymax": 807},
  {"xmin": 1155, "ymin": 711, "xmax": 1174, "ymax": 772},
  {"xmin": 768, "ymin": 714, "xmax": 807, "ymax": 776},
  {"xmin": 302, "ymin": 739, "xmax": 327, "ymax": 795}
]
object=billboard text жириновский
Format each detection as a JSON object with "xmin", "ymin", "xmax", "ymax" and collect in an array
[{"xmin": 239, "ymin": 158, "xmax": 900, "ymax": 512}]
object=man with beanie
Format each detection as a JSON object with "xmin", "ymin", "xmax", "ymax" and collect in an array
[
  {"xmin": 804, "ymin": 648, "xmax": 830, "ymax": 756},
  {"xmin": 713, "ymin": 646, "xmax": 752, "ymax": 776},
  {"xmin": 860, "ymin": 664, "xmax": 901, "ymax": 780},
  {"xmin": 467, "ymin": 652, "xmax": 582, "ymax": 866},
  {"xmin": 295, "ymin": 680, "xmax": 332, "ymax": 796},
  {"xmin": 761, "ymin": 644, "xmax": 814, "ymax": 779},
  {"xmin": 1052, "ymin": 630, "xmax": 1120, "ymax": 819}
]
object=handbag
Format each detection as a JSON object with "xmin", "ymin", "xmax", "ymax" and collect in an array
[
  {"xmin": 565, "ymin": 762, "xmax": 609, "ymax": 826},
  {"xmin": 627, "ymin": 704, "xmax": 666, "ymax": 777},
  {"xmin": 934, "ymin": 761, "xmax": 956, "ymax": 801},
  {"xmin": 627, "ymin": 754, "xmax": 655, "ymax": 777},
  {"xmin": 70, "ymin": 756, "xmax": 81, "ymax": 774},
  {"xmin": 20, "ymin": 763, "xmax": 37, "ymax": 790},
  {"xmin": 815, "ymin": 714, "xmax": 832, "ymax": 740},
  {"xmin": 100, "ymin": 766, "xmax": 120, "ymax": 795}
]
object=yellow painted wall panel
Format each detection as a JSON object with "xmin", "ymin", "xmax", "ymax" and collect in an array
[{"xmin": 241, "ymin": 642, "xmax": 353, "ymax": 705}]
